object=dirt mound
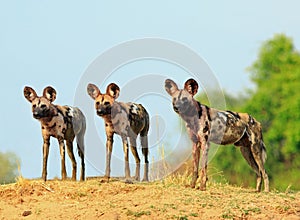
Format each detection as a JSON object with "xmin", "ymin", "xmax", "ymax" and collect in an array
[{"xmin": 1, "ymin": 177, "xmax": 299, "ymax": 219}]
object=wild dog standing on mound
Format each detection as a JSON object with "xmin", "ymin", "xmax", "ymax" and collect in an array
[
  {"xmin": 24, "ymin": 86, "xmax": 86, "ymax": 181},
  {"xmin": 165, "ymin": 79, "xmax": 269, "ymax": 192},
  {"xmin": 87, "ymin": 83, "xmax": 149, "ymax": 183}
]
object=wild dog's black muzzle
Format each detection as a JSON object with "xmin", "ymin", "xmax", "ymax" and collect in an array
[
  {"xmin": 97, "ymin": 108, "xmax": 111, "ymax": 116},
  {"xmin": 173, "ymin": 105, "xmax": 180, "ymax": 113},
  {"xmin": 33, "ymin": 108, "xmax": 50, "ymax": 119},
  {"xmin": 33, "ymin": 111, "xmax": 42, "ymax": 119}
]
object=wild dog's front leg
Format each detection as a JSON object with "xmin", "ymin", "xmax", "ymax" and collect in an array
[
  {"xmin": 191, "ymin": 141, "xmax": 200, "ymax": 188},
  {"xmin": 199, "ymin": 141, "xmax": 209, "ymax": 191},
  {"xmin": 42, "ymin": 136, "xmax": 50, "ymax": 181},
  {"xmin": 58, "ymin": 137, "xmax": 67, "ymax": 180},
  {"xmin": 104, "ymin": 134, "xmax": 113, "ymax": 182}
]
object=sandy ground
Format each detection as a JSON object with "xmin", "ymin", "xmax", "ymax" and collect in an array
[{"xmin": 0, "ymin": 177, "xmax": 299, "ymax": 220}]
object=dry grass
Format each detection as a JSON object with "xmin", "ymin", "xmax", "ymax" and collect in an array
[
  {"xmin": 1, "ymin": 147, "xmax": 299, "ymax": 219},
  {"xmin": 0, "ymin": 174, "xmax": 299, "ymax": 220}
]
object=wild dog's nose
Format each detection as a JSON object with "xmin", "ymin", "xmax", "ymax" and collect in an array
[
  {"xmin": 97, "ymin": 109, "xmax": 104, "ymax": 116},
  {"xmin": 33, "ymin": 111, "xmax": 41, "ymax": 119},
  {"xmin": 173, "ymin": 106, "xmax": 179, "ymax": 113}
]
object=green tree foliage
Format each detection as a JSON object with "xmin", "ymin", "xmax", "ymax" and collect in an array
[
  {"xmin": 206, "ymin": 34, "xmax": 300, "ymax": 190},
  {"xmin": 0, "ymin": 151, "xmax": 19, "ymax": 184},
  {"xmin": 246, "ymin": 34, "xmax": 300, "ymax": 158},
  {"xmin": 243, "ymin": 34, "xmax": 300, "ymax": 190}
]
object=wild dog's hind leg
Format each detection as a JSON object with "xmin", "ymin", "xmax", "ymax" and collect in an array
[
  {"xmin": 74, "ymin": 110, "xmax": 86, "ymax": 181},
  {"xmin": 66, "ymin": 140, "xmax": 77, "ymax": 181},
  {"xmin": 239, "ymin": 144, "xmax": 262, "ymax": 191},
  {"xmin": 76, "ymin": 133, "xmax": 85, "ymax": 181},
  {"xmin": 129, "ymin": 135, "xmax": 140, "ymax": 181},
  {"xmin": 250, "ymin": 141, "xmax": 269, "ymax": 192},
  {"xmin": 141, "ymin": 135, "xmax": 149, "ymax": 182},
  {"xmin": 249, "ymin": 118, "xmax": 269, "ymax": 192},
  {"xmin": 260, "ymin": 142, "xmax": 269, "ymax": 192},
  {"xmin": 140, "ymin": 116, "xmax": 149, "ymax": 182},
  {"xmin": 236, "ymin": 131, "xmax": 262, "ymax": 191},
  {"xmin": 236, "ymin": 131, "xmax": 269, "ymax": 192}
]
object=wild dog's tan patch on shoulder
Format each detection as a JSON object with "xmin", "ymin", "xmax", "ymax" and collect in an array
[{"xmin": 237, "ymin": 112, "xmax": 250, "ymax": 122}]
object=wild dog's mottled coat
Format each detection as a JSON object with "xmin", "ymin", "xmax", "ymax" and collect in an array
[
  {"xmin": 24, "ymin": 86, "xmax": 85, "ymax": 181},
  {"xmin": 165, "ymin": 78, "xmax": 269, "ymax": 192},
  {"xmin": 87, "ymin": 83, "xmax": 149, "ymax": 182}
]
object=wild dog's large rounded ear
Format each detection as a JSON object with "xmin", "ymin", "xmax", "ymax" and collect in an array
[
  {"xmin": 106, "ymin": 83, "xmax": 120, "ymax": 99},
  {"xmin": 24, "ymin": 86, "xmax": 37, "ymax": 103},
  {"xmin": 87, "ymin": 83, "xmax": 101, "ymax": 100},
  {"xmin": 165, "ymin": 79, "xmax": 179, "ymax": 96},
  {"xmin": 43, "ymin": 86, "xmax": 57, "ymax": 102},
  {"xmin": 184, "ymin": 78, "xmax": 198, "ymax": 96}
]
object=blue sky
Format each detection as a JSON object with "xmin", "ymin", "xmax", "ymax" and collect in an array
[{"xmin": 1, "ymin": 1, "xmax": 300, "ymax": 180}]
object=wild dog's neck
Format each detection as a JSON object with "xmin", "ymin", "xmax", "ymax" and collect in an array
[
  {"xmin": 179, "ymin": 100, "xmax": 201, "ymax": 122},
  {"xmin": 102, "ymin": 114, "xmax": 112, "ymax": 123},
  {"xmin": 179, "ymin": 100, "xmax": 201, "ymax": 131},
  {"xmin": 38, "ymin": 105, "xmax": 58, "ymax": 124}
]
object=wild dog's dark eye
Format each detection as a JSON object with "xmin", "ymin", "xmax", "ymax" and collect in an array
[
  {"xmin": 96, "ymin": 101, "xmax": 100, "ymax": 106},
  {"xmin": 173, "ymin": 97, "xmax": 176, "ymax": 102},
  {"xmin": 182, "ymin": 97, "xmax": 188, "ymax": 102},
  {"xmin": 33, "ymin": 104, "xmax": 36, "ymax": 108},
  {"xmin": 104, "ymin": 102, "xmax": 110, "ymax": 106},
  {"xmin": 41, "ymin": 104, "xmax": 46, "ymax": 108}
]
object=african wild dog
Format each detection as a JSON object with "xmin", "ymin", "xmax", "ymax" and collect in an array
[
  {"xmin": 87, "ymin": 83, "xmax": 149, "ymax": 183},
  {"xmin": 165, "ymin": 78, "xmax": 269, "ymax": 192},
  {"xmin": 24, "ymin": 86, "xmax": 85, "ymax": 181}
]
